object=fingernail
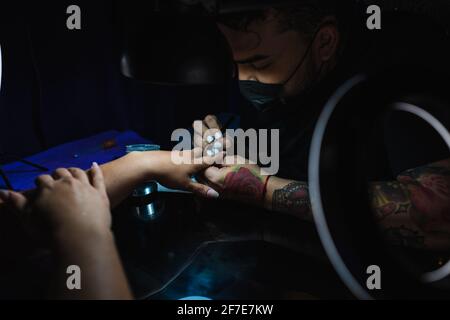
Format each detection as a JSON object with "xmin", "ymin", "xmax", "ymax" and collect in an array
[
  {"xmin": 213, "ymin": 142, "xmax": 222, "ymax": 149},
  {"xmin": 207, "ymin": 189, "xmax": 220, "ymax": 199},
  {"xmin": 213, "ymin": 148, "xmax": 220, "ymax": 155},
  {"xmin": 206, "ymin": 136, "xmax": 215, "ymax": 144},
  {"xmin": 214, "ymin": 132, "xmax": 223, "ymax": 140},
  {"xmin": 206, "ymin": 149, "xmax": 214, "ymax": 157},
  {"xmin": 92, "ymin": 162, "xmax": 99, "ymax": 168},
  {"xmin": 0, "ymin": 190, "xmax": 10, "ymax": 201}
]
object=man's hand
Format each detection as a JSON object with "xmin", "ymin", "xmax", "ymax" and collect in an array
[{"xmin": 199, "ymin": 156, "xmax": 269, "ymax": 205}]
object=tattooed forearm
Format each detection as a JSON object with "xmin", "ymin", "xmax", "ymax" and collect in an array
[
  {"xmin": 373, "ymin": 159, "xmax": 450, "ymax": 250},
  {"xmin": 222, "ymin": 167, "xmax": 266, "ymax": 204},
  {"xmin": 272, "ymin": 182, "xmax": 312, "ymax": 221},
  {"xmin": 369, "ymin": 181, "xmax": 411, "ymax": 221}
]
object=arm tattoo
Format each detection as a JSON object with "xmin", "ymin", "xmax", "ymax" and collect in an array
[
  {"xmin": 222, "ymin": 167, "xmax": 265, "ymax": 204},
  {"xmin": 372, "ymin": 159, "xmax": 450, "ymax": 250},
  {"xmin": 369, "ymin": 181, "xmax": 410, "ymax": 222},
  {"xmin": 272, "ymin": 182, "xmax": 312, "ymax": 221}
]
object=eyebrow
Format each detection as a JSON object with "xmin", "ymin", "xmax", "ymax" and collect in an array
[{"xmin": 235, "ymin": 55, "xmax": 271, "ymax": 65}]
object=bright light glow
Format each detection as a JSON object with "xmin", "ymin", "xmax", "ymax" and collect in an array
[{"xmin": 179, "ymin": 296, "xmax": 212, "ymax": 301}]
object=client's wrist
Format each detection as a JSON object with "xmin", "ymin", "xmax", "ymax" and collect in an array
[{"xmin": 52, "ymin": 223, "xmax": 114, "ymax": 252}]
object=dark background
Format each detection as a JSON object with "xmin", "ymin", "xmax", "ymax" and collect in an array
[
  {"xmin": 0, "ymin": 1, "xmax": 239, "ymax": 158},
  {"xmin": 1, "ymin": 0, "xmax": 450, "ymax": 159}
]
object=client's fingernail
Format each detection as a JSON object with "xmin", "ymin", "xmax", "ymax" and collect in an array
[
  {"xmin": 206, "ymin": 136, "xmax": 215, "ymax": 144},
  {"xmin": 206, "ymin": 149, "xmax": 214, "ymax": 157},
  {"xmin": 0, "ymin": 190, "xmax": 10, "ymax": 201},
  {"xmin": 213, "ymin": 142, "xmax": 222, "ymax": 149},
  {"xmin": 215, "ymin": 132, "xmax": 223, "ymax": 140},
  {"xmin": 92, "ymin": 162, "xmax": 99, "ymax": 168},
  {"xmin": 207, "ymin": 189, "xmax": 220, "ymax": 199},
  {"xmin": 213, "ymin": 148, "xmax": 220, "ymax": 155}
]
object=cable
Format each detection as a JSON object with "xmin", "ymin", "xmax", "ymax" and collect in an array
[{"xmin": 140, "ymin": 239, "xmax": 255, "ymax": 300}]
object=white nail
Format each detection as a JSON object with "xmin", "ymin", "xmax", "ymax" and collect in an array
[
  {"xmin": 215, "ymin": 132, "xmax": 223, "ymax": 140},
  {"xmin": 213, "ymin": 148, "xmax": 220, "ymax": 155},
  {"xmin": 213, "ymin": 142, "xmax": 222, "ymax": 149},
  {"xmin": 206, "ymin": 150, "xmax": 214, "ymax": 157},
  {"xmin": 206, "ymin": 136, "xmax": 215, "ymax": 144},
  {"xmin": 207, "ymin": 189, "xmax": 220, "ymax": 199}
]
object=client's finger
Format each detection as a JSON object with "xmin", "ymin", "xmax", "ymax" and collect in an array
[
  {"xmin": 8, "ymin": 191, "xmax": 28, "ymax": 211},
  {"xmin": 90, "ymin": 162, "xmax": 106, "ymax": 193},
  {"xmin": 35, "ymin": 175, "xmax": 55, "ymax": 189},
  {"xmin": 188, "ymin": 182, "xmax": 219, "ymax": 199},
  {"xmin": 52, "ymin": 168, "xmax": 72, "ymax": 180},
  {"xmin": 68, "ymin": 167, "xmax": 89, "ymax": 184}
]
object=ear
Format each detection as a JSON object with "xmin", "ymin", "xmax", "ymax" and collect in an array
[{"xmin": 312, "ymin": 19, "xmax": 340, "ymax": 64}]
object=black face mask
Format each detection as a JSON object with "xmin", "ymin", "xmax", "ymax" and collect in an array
[{"xmin": 238, "ymin": 30, "xmax": 318, "ymax": 112}]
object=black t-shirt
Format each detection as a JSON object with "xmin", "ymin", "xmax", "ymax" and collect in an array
[
  {"xmin": 239, "ymin": 76, "xmax": 335, "ymax": 181},
  {"xmin": 383, "ymin": 109, "xmax": 450, "ymax": 178},
  {"xmin": 236, "ymin": 13, "xmax": 450, "ymax": 182},
  {"xmin": 238, "ymin": 86, "xmax": 450, "ymax": 182}
]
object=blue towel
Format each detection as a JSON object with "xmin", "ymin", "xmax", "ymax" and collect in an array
[{"xmin": 0, "ymin": 130, "xmax": 150, "ymax": 191}]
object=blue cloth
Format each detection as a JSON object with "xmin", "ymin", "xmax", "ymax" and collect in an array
[{"xmin": 0, "ymin": 131, "xmax": 151, "ymax": 191}]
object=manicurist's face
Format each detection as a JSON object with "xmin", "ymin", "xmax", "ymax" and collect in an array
[{"xmin": 218, "ymin": 9, "xmax": 340, "ymax": 98}]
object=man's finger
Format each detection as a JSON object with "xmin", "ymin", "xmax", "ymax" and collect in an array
[
  {"xmin": 188, "ymin": 182, "xmax": 220, "ymax": 199},
  {"xmin": 203, "ymin": 151, "xmax": 225, "ymax": 167},
  {"xmin": 194, "ymin": 133, "xmax": 204, "ymax": 148},
  {"xmin": 90, "ymin": 162, "xmax": 106, "ymax": 192},
  {"xmin": 35, "ymin": 175, "xmax": 55, "ymax": 189},
  {"xmin": 203, "ymin": 166, "xmax": 223, "ymax": 185},
  {"xmin": 193, "ymin": 120, "xmax": 209, "ymax": 136},
  {"xmin": 68, "ymin": 167, "xmax": 89, "ymax": 184},
  {"xmin": 204, "ymin": 115, "xmax": 222, "ymax": 130}
]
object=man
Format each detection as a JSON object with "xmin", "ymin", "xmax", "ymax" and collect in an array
[{"xmin": 191, "ymin": 1, "xmax": 450, "ymax": 250}]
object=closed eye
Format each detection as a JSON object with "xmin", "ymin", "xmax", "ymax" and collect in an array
[{"xmin": 251, "ymin": 61, "xmax": 273, "ymax": 71}]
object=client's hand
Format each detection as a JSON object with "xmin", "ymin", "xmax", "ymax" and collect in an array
[
  {"xmin": 145, "ymin": 149, "xmax": 222, "ymax": 199},
  {"xmin": 1, "ymin": 163, "xmax": 111, "ymax": 240},
  {"xmin": 34, "ymin": 163, "xmax": 111, "ymax": 238}
]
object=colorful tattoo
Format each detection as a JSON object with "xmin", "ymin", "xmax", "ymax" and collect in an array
[
  {"xmin": 369, "ymin": 182, "xmax": 410, "ymax": 221},
  {"xmin": 373, "ymin": 160, "xmax": 450, "ymax": 249},
  {"xmin": 272, "ymin": 182, "xmax": 312, "ymax": 220},
  {"xmin": 398, "ymin": 162, "xmax": 450, "ymax": 234},
  {"xmin": 222, "ymin": 167, "xmax": 265, "ymax": 204}
]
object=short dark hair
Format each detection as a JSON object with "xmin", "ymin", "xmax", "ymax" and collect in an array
[{"xmin": 217, "ymin": 0, "xmax": 343, "ymax": 39}]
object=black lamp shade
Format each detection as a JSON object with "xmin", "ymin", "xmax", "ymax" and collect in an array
[{"xmin": 121, "ymin": 14, "xmax": 235, "ymax": 86}]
